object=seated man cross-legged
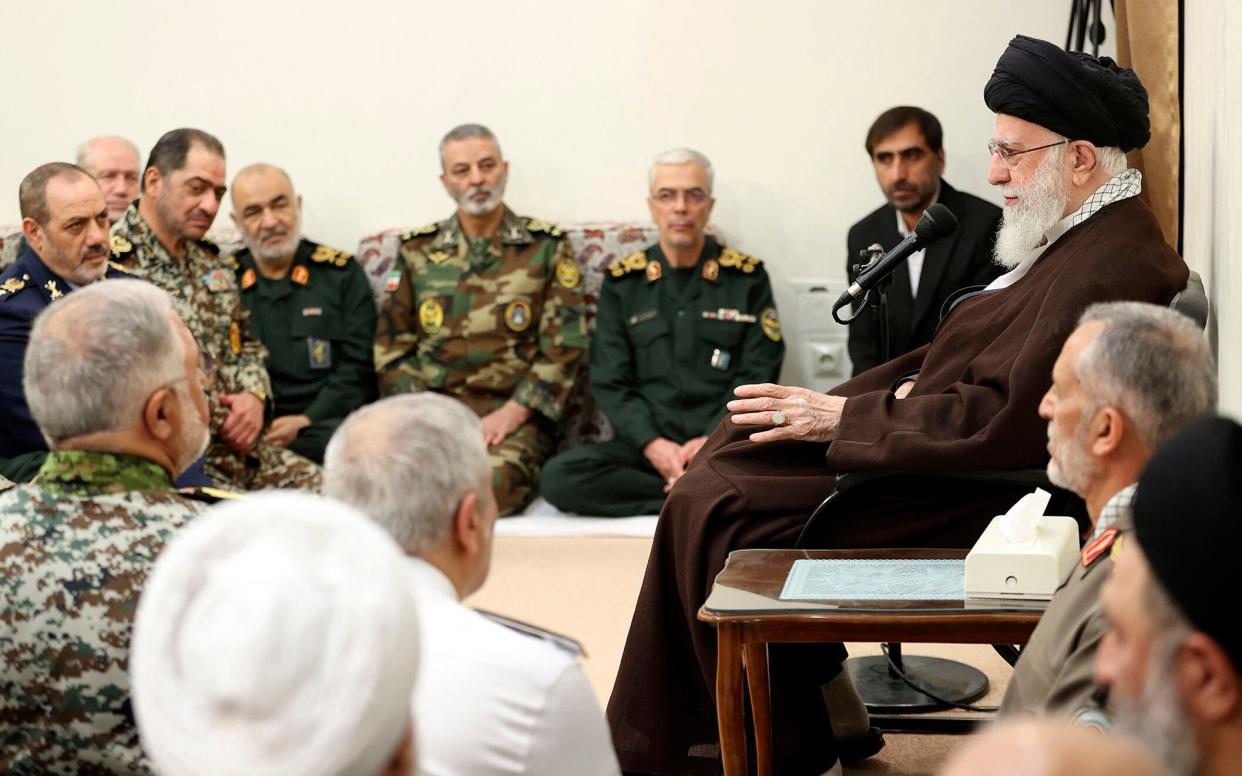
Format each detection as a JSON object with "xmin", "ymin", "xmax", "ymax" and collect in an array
[{"xmin": 540, "ymin": 148, "xmax": 784, "ymax": 516}]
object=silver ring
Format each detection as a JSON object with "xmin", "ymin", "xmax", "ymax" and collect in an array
[{"xmin": 772, "ymin": 411, "xmax": 786, "ymax": 426}]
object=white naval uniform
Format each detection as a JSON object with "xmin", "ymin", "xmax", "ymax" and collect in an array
[{"xmin": 407, "ymin": 558, "xmax": 620, "ymax": 776}]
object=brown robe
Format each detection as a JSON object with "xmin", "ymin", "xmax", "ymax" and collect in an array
[{"xmin": 607, "ymin": 196, "xmax": 1188, "ymax": 775}]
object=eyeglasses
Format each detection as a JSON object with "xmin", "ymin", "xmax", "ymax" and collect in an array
[
  {"xmin": 651, "ymin": 188, "xmax": 710, "ymax": 207},
  {"xmin": 986, "ymin": 139, "xmax": 1069, "ymax": 168}
]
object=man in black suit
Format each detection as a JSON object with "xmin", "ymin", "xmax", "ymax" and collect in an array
[{"xmin": 846, "ymin": 106, "xmax": 1003, "ymax": 375}]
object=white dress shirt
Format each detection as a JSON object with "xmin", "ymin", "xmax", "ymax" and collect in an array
[{"xmin": 407, "ymin": 558, "xmax": 620, "ymax": 776}]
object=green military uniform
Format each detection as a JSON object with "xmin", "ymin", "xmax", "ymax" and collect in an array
[
  {"xmin": 234, "ymin": 238, "xmax": 377, "ymax": 464},
  {"xmin": 374, "ymin": 207, "xmax": 587, "ymax": 515},
  {"xmin": 111, "ymin": 204, "xmax": 321, "ymax": 491},
  {"xmin": 539, "ymin": 238, "xmax": 784, "ymax": 516},
  {"xmin": 0, "ymin": 451, "xmax": 206, "ymax": 774}
]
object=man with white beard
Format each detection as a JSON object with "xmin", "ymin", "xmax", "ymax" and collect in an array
[
  {"xmin": 1096, "ymin": 417, "xmax": 1242, "ymax": 776},
  {"xmin": 609, "ymin": 35, "xmax": 1191, "ymax": 776},
  {"xmin": 997, "ymin": 302, "xmax": 1214, "ymax": 719},
  {"xmin": 373, "ymin": 123, "xmax": 587, "ymax": 516},
  {"xmin": 230, "ymin": 164, "xmax": 376, "ymax": 465}
]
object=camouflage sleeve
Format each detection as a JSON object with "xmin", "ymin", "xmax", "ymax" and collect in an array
[
  {"xmin": 220, "ymin": 299, "xmax": 272, "ymax": 401},
  {"xmin": 303, "ymin": 261, "xmax": 378, "ymax": 421},
  {"xmin": 374, "ymin": 254, "xmax": 428, "ymax": 396},
  {"xmin": 702, "ymin": 267, "xmax": 785, "ymax": 434},
  {"xmin": 511, "ymin": 238, "xmax": 588, "ymax": 421}
]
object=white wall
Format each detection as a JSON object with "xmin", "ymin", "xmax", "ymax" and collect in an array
[
  {"xmin": 1185, "ymin": 1, "xmax": 1242, "ymax": 419},
  {"xmin": 0, "ymin": 1, "xmax": 1102, "ymax": 381}
]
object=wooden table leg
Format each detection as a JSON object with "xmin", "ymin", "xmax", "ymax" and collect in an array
[
  {"xmin": 744, "ymin": 641, "xmax": 772, "ymax": 776},
  {"xmin": 716, "ymin": 622, "xmax": 748, "ymax": 776}
]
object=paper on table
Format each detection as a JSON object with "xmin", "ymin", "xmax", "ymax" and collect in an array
[{"xmin": 780, "ymin": 558, "xmax": 966, "ymax": 601}]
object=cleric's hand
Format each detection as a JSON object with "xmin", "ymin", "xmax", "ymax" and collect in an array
[{"xmin": 727, "ymin": 383, "xmax": 846, "ymax": 444}]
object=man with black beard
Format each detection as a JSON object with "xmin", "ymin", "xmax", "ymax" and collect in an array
[
  {"xmin": 1097, "ymin": 417, "xmax": 1242, "ymax": 776},
  {"xmin": 609, "ymin": 35, "xmax": 1190, "ymax": 776},
  {"xmin": 998, "ymin": 302, "xmax": 1214, "ymax": 719},
  {"xmin": 230, "ymin": 164, "xmax": 376, "ymax": 465}
]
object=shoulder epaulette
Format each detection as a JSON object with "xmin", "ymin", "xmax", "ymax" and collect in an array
[
  {"xmin": 107, "ymin": 261, "xmax": 132, "ymax": 275},
  {"xmin": 474, "ymin": 608, "xmax": 585, "ymax": 657},
  {"xmin": 524, "ymin": 218, "xmax": 563, "ymax": 238},
  {"xmin": 179, "ymin": 486, "xmax": 245, "ymax": 505},
  {"xmin": 718, "ymin": 247, "xmax": 763, "ymax": 274},
  {"xmin": 0, "ymin": 273, "xmax": 31, "ymax": 300},
  {"xmin": 607, "ymin": 251, "xmax": 649, "ymax": 278},
  {"xmin": 109, "ymin": 234, "xmax": 133, "ymax": 258},
  {"xmin": 309, "ymin": 244, "xmax": 353, "ymax": 268},
  {"xmin": 193, "ymin": 238, "xmax": 219, "ymax": 255},
  {"xmin": 402, "ymin": 222, "xmax": 440, "ymax": 240}
]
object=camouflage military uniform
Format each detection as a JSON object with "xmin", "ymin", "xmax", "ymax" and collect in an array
[
  {"xmin": 0, "ymin": 450, "xmax": 205, "ymax": 774},
  {"xmin": 374, "ymin": 207, "xmax": 587, "ymax": 514},
  {"xmin": 110, "ymin": 204, "xmax": 321, "ymax": 491}
]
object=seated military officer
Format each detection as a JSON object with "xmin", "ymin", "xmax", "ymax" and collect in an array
[
  {"xmin": 373, "ymin": 123, "xmax": 587, "ymax": 516},
  {"xmin": 539, "ymin": 149, "xmax": 784, "ymax": 516},
  {"xmin": 230, "ymin": 164, "xmax": 376, "ymax": 464}
]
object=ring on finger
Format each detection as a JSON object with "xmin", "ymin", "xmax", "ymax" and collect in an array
[{"xmin": 772, "ymin": 410, "xmax": 786, "ymax": 426}]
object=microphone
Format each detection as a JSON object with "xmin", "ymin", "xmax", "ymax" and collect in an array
[{"xmin": 833, "ymin": 203, "xmax": 959, "ymax": 314}]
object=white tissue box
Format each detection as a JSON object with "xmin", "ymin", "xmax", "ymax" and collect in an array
[{"xmin": 964, "ymin": 515, "xmax": 1080, "ymax": 600}]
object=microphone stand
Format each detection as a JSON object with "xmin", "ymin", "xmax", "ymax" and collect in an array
[{"xmin": 849, "ymin": 244, "xmax": 895, "ymax": 362}]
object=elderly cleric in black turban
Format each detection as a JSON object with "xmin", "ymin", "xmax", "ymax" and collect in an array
[
  {"xmin": 985, "ymin": 34, "xmax": 1151, "ymax": 152},
  {"xmin": 1133, "ymin": 416, "xmax": 1242, "ymax": 668}
]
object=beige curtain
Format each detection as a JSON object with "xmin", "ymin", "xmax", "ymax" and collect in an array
[{"xmin": 1114, "ymin": 0, "xmax": 1181, "ymax": 248}]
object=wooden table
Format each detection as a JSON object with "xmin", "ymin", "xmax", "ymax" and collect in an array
[{"xmin": 698, "ymin": 548, "xmax": 1046, "ymax": 776}]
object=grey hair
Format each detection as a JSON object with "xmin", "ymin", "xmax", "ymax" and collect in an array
[
  {"xmin": 1096, "ymin": 146, "xmax": 1129, "ymax": 177},
  {"xmin": 24, "ymin": 280, "xmax": 184, "ymax": 444},
  {"xmin": 438, "ymin": 123, "xmax": 502, "ymax": 169},
  {"xmin": 649, "ymin": 148, "xmax": 714, "ymax": 194},
  {"xmin": 323, "ymin": 394, "xmax": 492, "ymax": 554},
  {"xmin": 1075, "ymin": 302, "xmax": 1217, "ymax": 450},
  {"xmin": 75, "ymin": 135, "xmax": 141, "ymax": 168}
]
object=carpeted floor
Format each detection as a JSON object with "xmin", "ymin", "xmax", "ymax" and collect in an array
[{"xmin": 470, "ymin": 535, "xmax": 1015, "ymax": 775}]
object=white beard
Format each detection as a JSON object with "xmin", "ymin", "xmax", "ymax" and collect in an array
[
  {"xmin": 993, "ymin": 149, "xmax": 1071, "ymax": 269},
  {"xmin": 457, "ymin": 176, "xmax": 507, "ymax": 216},
  {"xmin": 1114, "ymin": 653, "xmax": 1200, "ymax": 776}
]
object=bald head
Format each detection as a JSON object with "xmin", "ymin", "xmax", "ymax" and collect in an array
[
  {"xmin": 230, "ymin": 163, "xmax": 301, "ymax": 264},
  {"xmin": 77, "ymin": 136, "xmax": 141, "ymax": 223},
  {"xmin": 939, "ymin": 721, "xmax": 1161, "ymax": 776}
]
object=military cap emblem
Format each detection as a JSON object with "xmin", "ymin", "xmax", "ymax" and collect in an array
[
  {"xmin": 760, "ymin": 307, "xmax": 782, "ymax": 342},
  {"xmin": 646, "ymin": 261, "xmax": 663, "ymax": 283},
  {"xmin": 505, "ymin": 300, "xmax": 533, "ymax": 332},
  {"xmin": 419, "ymin": 298, "xmax": 445, "ymax": 334},
  {"xmin": 701, "ymin": 259, "xmax": 719, "ymax": 282},
  {"xmin": 556, "ymin": 256, "xmax": 581, "ymax": 289},
  {"xmin": 291, "ymin": 266, "xmax": 310, "ymax": 285},
  {"xmin": 110, "ymin": 234, "xmax": 132, "ymax": 255},
  {"xmin": 45, "ymin": 280, "xmax": 63, "ymax": 300},
  {"xmin": 241, "ymin": 268, "xmax": 257, "ymax": 289},
  {"xmin": 229, "ymin": 322, "xmax": 242, "ymax": 354}
]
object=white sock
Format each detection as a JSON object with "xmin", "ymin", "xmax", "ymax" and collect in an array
[{"xmin": 823, "ymin": 670, "xmax": 870, "ymax": 740}]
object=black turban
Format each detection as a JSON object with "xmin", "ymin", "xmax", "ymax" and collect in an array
[
  {"xmin": 984, "ymin": 34, "xmax": 1151, "ymax": 151},
  {"xmin": 1134, "ymin": 416, "xmax": 1242, "ymax": 667}
]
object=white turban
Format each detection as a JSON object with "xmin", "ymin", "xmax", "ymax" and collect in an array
[{"xmin": 131, "ymin": 491, "xmax": 420, "ymax": 776}]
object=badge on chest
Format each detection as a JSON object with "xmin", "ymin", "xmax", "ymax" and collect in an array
[
  {"xmin": 307, "ymin": 337, "xmax": 332, "ymax": 370},
  {"xmin": 203, "ymin": 267, "xmax": 234, "ymax": 292}
]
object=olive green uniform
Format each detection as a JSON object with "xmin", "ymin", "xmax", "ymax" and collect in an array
[
  {"xmin": 540, "ymin": 238, "xmax": 784, "ymax": 516},
  {"xmin": 234, "ymin": 239, "xmax": 377, "ymax": 464},
  {"xmin": 374, "ymin": 207, "xmax": 587, "ymax": 515}
]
